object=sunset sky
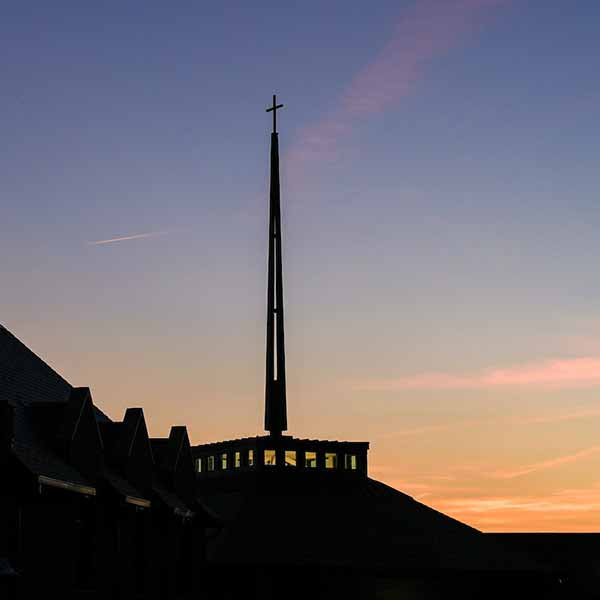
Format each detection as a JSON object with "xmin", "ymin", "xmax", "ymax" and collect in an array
[{"xmin": 3, "ymin": 1, "xmax": 600, "ymax": 532}]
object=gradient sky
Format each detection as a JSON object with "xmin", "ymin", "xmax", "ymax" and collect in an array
[{"xmin": 3, "ymin": 1, "xmax": 600, "ymax": 532}]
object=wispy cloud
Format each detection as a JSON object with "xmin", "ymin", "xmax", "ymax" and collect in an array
[
  {"xmin": 514, "ymin": 408, "xmax": 600, "ymax": 425},
  {"xmin": 437, "ymin": 494, "xmax": 600, "ymax": 516},
  {"xmin": 378, "ymin": 423, "xmax": 455, "ymax": 438},
  {"xmin": 376, "ymin": 408, "xmax": 600, "ymax": 441},
  {"xmin": 289, "ymin": 0, "xmax": 511, "ymax": 169},
  {"xmin": 87, "ymin": 230, "xmax": 170, "ymax": 246},
  {"xmin": 371, "ymin": 463, "xmax": 600, "ymax": 530},
  {"xmin": 490, "ymin": 445, "xmax": 600, "ymax": 479},
  {"xmin": 433, "ymin": 485, "xmax": 600, "ymax": 531},
  {"xmin": 357, "ymin": 357, "xmax": 600, "ymax": 391}
]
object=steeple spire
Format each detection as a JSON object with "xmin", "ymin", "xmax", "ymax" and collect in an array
[{"xmin": 264, "ymin": 94, "xmax": 287, "ymax": 437}]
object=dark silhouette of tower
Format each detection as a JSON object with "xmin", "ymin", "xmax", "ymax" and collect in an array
[
  {"xmin": 192, "ymin": 94, "xmax": 369, "ymax": 477},
  {"xmin": 188, "ymin": 95, "xmax": 572, "ymax": 600},
  {"xmin": 264, "ymin": 94, "xmax": 287, "ymax": 437}
]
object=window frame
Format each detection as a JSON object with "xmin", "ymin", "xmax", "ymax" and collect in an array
[
  {"xmin": 264, "ymin": 449, "xmax": 277, "ymax": 466},
  {"xmin": 325, "ymin": 452, "xmax": 338, "ymax": 469},
  {"xmin": 305, "ymin": 451, "xmax": 317, "ymax": 469},
  {"xmin": 285, "ymin": 450, "xmax": 297, "ymax": 467}
]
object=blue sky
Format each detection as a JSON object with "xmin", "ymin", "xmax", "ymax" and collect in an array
[{"xmin": 3, "ymin": 1, "xmax": 600, "ymax": 530}]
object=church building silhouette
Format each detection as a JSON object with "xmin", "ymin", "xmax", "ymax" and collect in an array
[
  {"xmin": 188, "ymin": 98, "xmax": 588, "ymax": 599},
  {"xmin": 3, "ymin": 95, "xmax": 600, "ymax": 599},
  {"xmin": 192, "ymin": 96, "xmax": 369, "ymax": 483}
]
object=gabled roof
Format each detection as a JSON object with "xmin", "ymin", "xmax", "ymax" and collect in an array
[
  {"xmin": 0, "ymin": 325, "xmax": 71, "ymax": 407},
  {"xmin": 153, "ymin": 427, "xmax": 189, "ymax": 473},
  {"xmin": 151, "ymin": 426, "xmax": 197, "ymax": 506},
  {"xmin": 0, "ymin": 324, "xmax": 208, "ymax": 520},
  {"xmin": 1, "ymin": 325, "xmax": 102, "ymax": 492},
  {"xmin": 0, "ymin": 325, "xmax": 110, "ymax": 424},
  {"xmin": 99, "ymin": 408, "xmax": 154, "ymax": 498},
  {"xmin": 114, "ymin": 408, "xmax": 153, "ymax": 464}
]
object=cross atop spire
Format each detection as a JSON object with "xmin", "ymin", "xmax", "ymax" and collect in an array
[
  {"xmin": 264, "ymin": 94, "xmax": 287, "ymax": 437},
  {"xmin": 265, "ymin": 94, "xmax": 284, "ymax": 134}
]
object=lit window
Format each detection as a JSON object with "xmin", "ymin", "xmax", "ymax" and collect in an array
[
  {"xmin": 264, "ymin": 449, "xmax": 277, "ymax": 466},
  {"xmin": 325, "ymin": 453, "xmax": 337, "ymax": 469},
  {"xmin": 196, "ymin": 458, "xmax": 202, "ymax": 473},
  {"xmin": 305, "ymin": 451, "xmax": 317, "ymax": 468},
  {"xmin": 248, "ymin": 449, "xmax": 254, "ymax": 467},
  {"xmin": 221, "ymin": 453, "xmax": 228, "ymax": 470},
  {"xmin": 285, "ymin": 450, "xmax": 296, "ymax": 467},
  {"xmin": 235, "ymin": 451, "xmax": 241, "ymax": 468},
  {"xmin": 207, "ymin": 456, "xmax": 215, "ymax": 471},
  {"xmin": 344, "ymin": 454, "xmax": 357, "ymax": 470}
]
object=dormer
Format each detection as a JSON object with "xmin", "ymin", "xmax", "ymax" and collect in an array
[{"xmin": 55, "ymin": 387, "xmax": 104, "ymax": 481}]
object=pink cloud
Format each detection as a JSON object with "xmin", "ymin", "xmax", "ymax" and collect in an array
[
  {"xmin": 288, "ymin": 0, "xmax": 512, "ymax": 169},
  {"xmin": 373, "ymin": 409, "xmax": 600, "ymax": 442},
  {"xmin": 357, "ymin": 357, "xmax": 600, "ymax": 391},
  {"xmin": 434, "ymin": 491, "xmax": 600, "ymax": 531},
  {"xmin": 490, "ymin": 445, "xmax": 600, "ymax": 479},
  {"xmin": 514, "ymin": 408, "xmax": 600, "ymax": 425},
  {"xmin": 438, "ymin": 493, "xmax": 600, "ymax": 514}
]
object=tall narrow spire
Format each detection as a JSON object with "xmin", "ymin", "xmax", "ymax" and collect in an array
[{"xmin": 264, "ymin": 95, "xmax": 287, "ymax": 436}]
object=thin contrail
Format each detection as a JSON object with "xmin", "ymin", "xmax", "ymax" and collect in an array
[{"xmin": 87, "ymin": 231, "xmax": 170, "ymax": 246}]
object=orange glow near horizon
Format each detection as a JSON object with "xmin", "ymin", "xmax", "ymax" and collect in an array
[{"xmin": 10, "ymin": 308, "xmax": 600, "ymax": 535}]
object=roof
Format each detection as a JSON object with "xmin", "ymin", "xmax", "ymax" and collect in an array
[
  {"xmin": 0, "ymin": 324, "xmax": 110, "ymax": 424},
  {"xmin": 153, "ymin": 478, "xmax": 194, "ymax": 517},
  {"xmin": 193, "ymin": 434, "xmax": 369, "ymax": 451},
  {"xmin": 1, "ymin": 325, "xmax": 204, "ymax": 518},
  {"xmin": 199, "ymin": 470, "xmax": 542, "ymax": 574},
  {"xmin": 0, "ymin": 325, "xmax": 71, "ymax": 407},
  {"xmin": 104, "ymin": 469, "xmax": 149, "ymax": 505},
  {"xmin": 12, "ymin": 438, "xmax": 94, "ymax": 490},
  {"xmin": 99, "ymin": 418, "xmax": 152, "ymax": 504},
  {"xmin": 0, "ymin": 325, "xmax": 100, "ymax": 491},
  {"xmin": 151, "ymin": 427, "xmax": 198, "ymax": 506}
]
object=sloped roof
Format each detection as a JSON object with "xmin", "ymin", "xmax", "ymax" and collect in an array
[
  {"xmin": 0, "ymin": 325, "xmax": 101, "ymax": 490},
  {"xmin": 99, "ymin": 419, "xmax": 152, "ymax": 502},
  {"xmin": 151, "ymin": 429, "xmax": 198, "ymax": 509},
  {"xmin": 0, "ymin": 325, "xmax": 110, "ymax": 423},
  {"xmin": 0, "ymin": 325, "xmax": 71, "ymax": 407},
  {"xmin": 200, "ymin": 470, "xmax": 542, "ymax": 574},
  {"xmin": 103, "ymin": 469, "xmax": 148, "ymax": 502},
  {"xmin": 153, "ymin": 478, "xmax": 194, "ymax": 516},
  {"xmin": 12, "ymin": 438, "xmax": 93, "ymax": 489},
  {"xmin": 0, "ymin": 325, "xmax": 199, "ymax": 517}
]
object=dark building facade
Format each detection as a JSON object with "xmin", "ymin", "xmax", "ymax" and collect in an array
[
  {"xmin": 0, "ymin": 324, "xmax": 208, "ymax": 599},
  {"xmin": 194, "ymin": 435, "xmax": 368, "ymax": 477},
  {"xmin": 190, "ymin": 97, "xmax": 600, "ymax": 599}
]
